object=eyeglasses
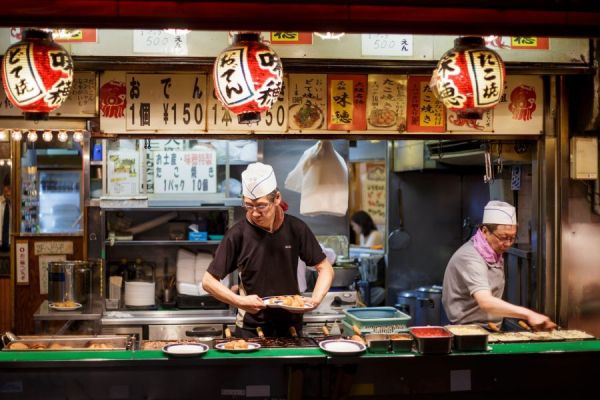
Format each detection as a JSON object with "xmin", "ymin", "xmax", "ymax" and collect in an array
[
  {"xmin": 241, "ymin": 202, "xmax": 273, "ymax": 212},
  {"xmin": 491, "ymin": 231, "xmax": 517, "ymax": 244}
]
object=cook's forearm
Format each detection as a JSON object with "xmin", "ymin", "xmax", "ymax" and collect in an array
[
  {"xmin": 202, "ymin": 272, "xmax": 240, "ymax": 306},
  {"xmin": 311, "ymin": 259, "xmax": 334, "ymax": 305},
  {"xmin": 475, "ymin": 291, "xmax": 533, "ymax": 320}
]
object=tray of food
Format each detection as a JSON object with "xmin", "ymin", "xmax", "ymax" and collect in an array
[
  {"xmin": 48, "ymin": 300, "xmax": 83, "ymax": 311},
  {"xmin": 487, "ymin": 332, "xmax": 530, "ymax": 343},
  {"xmin": 553, "ymin": 329, "xmax": 595, "ymax": 340},
  {"xmin": 446, "ymin": 325, "xmax": 489, "ymax": 351},
  {"xmin": 214, "ymin": 339, "xmax": 261, "ymax": 352},
  {"xmin": 2, "ymin": 334, "xmax": 132, "ymax": 351},
  {"xmin": 140, "ymin": 339, "xmax": 206, "ymax": 350},
  {"xmin": 409, "ymin": 326, "xmax": 453, "ymax": 354},
  {"xmin": 519, "ymin": 331, "xmax": 565, "ymax": 342},
  {"xmin": 262, "ymin": 295, "xmax": 315, "ymax": 311}
]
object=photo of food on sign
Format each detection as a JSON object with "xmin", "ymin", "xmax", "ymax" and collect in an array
[
  {"xmin": 290, "ymin": 101, "xmax": 324, "ymax": 129},
  {"xmin": 368, "ymin": 108, "xmax": 397, "ymax": 128}
]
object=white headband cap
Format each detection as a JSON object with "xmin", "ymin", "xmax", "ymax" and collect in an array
[
  {"xmin": 482, "ymin": 201, "xmax": 517, "ymax": 225},
  {"xmin": 242, "ymin": 162, "xmax": 277, "ymax": 200}
]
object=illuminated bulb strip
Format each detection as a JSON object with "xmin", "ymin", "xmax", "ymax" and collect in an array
[
  {"xmin": 42, "ymin": 131, "xmax": 53, "ymax": 142},
  {"xmin": 72, "ymin": 130, "xmax": 84, "ymax": 142},
  {"xmin": 27, "ymin": 131, "xmax": 38, "ymax": 142},
  {"xmin": 57, "ymin": 130, "xmax": 68, "ymax": 142},
  {"xmin": 11, "ymin": 130, "xmax": 22, "ymax": 141}
]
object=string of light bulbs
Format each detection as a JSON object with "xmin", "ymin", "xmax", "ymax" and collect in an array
[{"xmin": 0, "ymin": 129, "xmax": 86, "ymax": 143}]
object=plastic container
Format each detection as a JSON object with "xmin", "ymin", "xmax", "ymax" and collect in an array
[
  {"xmin": 409, "ymin": 326, "xmax": 453, "ymax": 354},
  {"xmin": 343, "ymin": 307, "xmax": 411, "ymax": 333},
  {"xmin": 445, "ymin": 325, "xmax": 489, "ymax": 351}
]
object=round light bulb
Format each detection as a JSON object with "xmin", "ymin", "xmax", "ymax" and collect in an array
[
  {"xmin": 11, "ymin": 130, "xmax": 22, "ymax": 141},
  {"xmin": 42, "ymin": 131, "xmax": 53, "ymax": 142},
  {"xmin": 6, "ymin": 160, "xmax": 12, "ymax": 166},
  {"xmin": 27, "ymin": 131, "xmax": 38, "ymax": 142},
  {"xmin": 57, "ymin": 130, "xmax": 68, "ymax": 142},
  {"xmin": 72, "ymin": 131, "xmax": 83, "ymax": 142},
  {"xmin": 0, "ymin": 131, "xmax": 7, "ymax": 141}
]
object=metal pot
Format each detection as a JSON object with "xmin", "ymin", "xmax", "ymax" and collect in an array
[
  {"xmin": 394, "ymin": 290, "xmax": 417, "ymax": 326},
  {"xmin": 48, "ymin": 261, "xmax": 92, "ymax": 305},
  {"xmin": 415, "ymin": 286, "xmax": 443, "ymax": 326}
]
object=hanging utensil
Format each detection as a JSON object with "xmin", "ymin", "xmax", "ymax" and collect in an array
[
  {"xmin": 388, "ymin": 187, "xmax": 411, "ymax": 250},
  {"xmin": 483, "ymin": 146, "xmax": 494, "ymax": 183}
]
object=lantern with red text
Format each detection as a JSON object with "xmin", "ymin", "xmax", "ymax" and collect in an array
[
  {"xmin": 213, "ymin": 33, "xmax": 283, "ymax": 124},
  {"xmin": 2, "ymin": 29, "xmax": 74, "ymax": 120},
  {"xmin": 430, "ymin": 37, "xmax": 505, "ymax": 119}
]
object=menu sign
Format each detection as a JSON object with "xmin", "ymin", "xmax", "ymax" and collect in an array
[
  {"xmin": 126, "ymin": 73, "xmax": 207, "ymax": 132},
  {"xmin": 270, "ymin": 32, "xmax": 312, "ymax": 45},
  {"xmin": 327, "ymin": 75, "xmax": 367, "ymax": 131},
  {"xmin": 494, "ymin": 75, "xmax": 543, "ymax": 134},
  {"xmin": 288, "ymin": 74, "xmax": 327, "ymax": 131},
  {"xmin": 406, "ymin": 76, "xmax": 445, "ymax": 132},
  {"xmin": 366, "ymin": 74, "xmax": 407, "ymax": 131},
  {"xmin": 153, "ymin": 148, "xmax": 217, "ymax": 194},
  {"xmin": 361, "ymin": 162, "xmax": 386, "ymax": 226},
  {"xmin": 207, "ymin": 77, "xmax": 288, "ymax": 132}
]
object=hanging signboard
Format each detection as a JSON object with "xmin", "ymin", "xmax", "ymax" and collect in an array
[
  {"xmin": 126, "ymin": 73, "xmax": 207, "ymax": 132},
  {"xmin": 9, "ymin": 28, "xmax": 97, "ymax": 43},
  {"xmin": 447, "ymin": 109, "xmax": 493, "ymax": 132},
  {"xmin": 359, "ymin": 162, "xmax": 386, "ymax": 226},
  {"xmin": 133, "ymin": 30, "xmax": 189, "ymax": 55},
  {"xmin": 0, "ymin": 71, "xmax": 97, "ymax": 117},
  {"xmin": 153, "ymin": 147, "xmax": 217, "ymax": 194},
  {"xmin": 406, "ymin": 76, "xmax": 446, "ymax": 132},
  {"xmin": 366, "ymin": 74, "xmax": 407, "ymax": 131},
  {"xmin": 288, "ymin": 74, "xmax": 327, "ymax": 132},
  {"xmin": 207, "ymin": 76, "xmax": 288, "ymax": 132},
  {"xmin": 361, "ymin": 34, "xmax": 413, "ymax": 57},
  {"xmin": 485, "ymin": 36, "xmax": 550, "ymax": 50},
  {"xmin": 327, "ymin": 75, "xmax": 367, "ymax": 131},
  {"xmin": 16, "ymin": 241, "xmax": 29, "ymax": 285},
  {"xmin": 270, "ymin": 32, "xmax": 312, "ymax": 45},
  {"xmin": 494, "ymin": 75, "xmax": 543, "ymax": 135}
]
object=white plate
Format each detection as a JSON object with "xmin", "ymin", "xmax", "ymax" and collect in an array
[
  {"xmin": 215, "ymin": 342, "xmax": 261, "ymax": 352},
  {"xmin": 49, "ymin": 303, "xmax": 83, "ymax": 311},
  {"xmin": 262, "ymin": 296, "xmax": 315, "ymax": 311},
  {"xmin": 162, "ymin": 343, "xmax": 209, "ymax": 357},
  {"xmin": 319, "ymin": 339, "xmax": 366, "ymax": 356}
]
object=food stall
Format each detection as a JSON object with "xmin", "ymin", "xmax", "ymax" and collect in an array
[{"xmin": 1, "ymin": 2, "xmax": 600, "ymax": 399}]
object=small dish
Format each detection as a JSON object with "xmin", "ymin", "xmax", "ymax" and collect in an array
[
  {"xmin": 214, "ymin": 342, "xmax": 261, "ymax": 352},
  {"xmin": 162, "ymin": 343, "xmax": 209, "ymax": 357},
  {"xmin": 319, "ymin": 339, "xmax": 366, "ymax": 356},
  {"xmin": 49, "ymin": 302, "xmax": 83, "ymax": 311}
]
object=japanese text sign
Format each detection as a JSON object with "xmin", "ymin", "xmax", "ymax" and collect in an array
[
  {"xmin": 327, "ymin": 75, "xmax": 367, "ymax": 131},
  {"xmin": 407, "ymin": 76, "xmax": 445, "ymax": 132},
  {"xmin": 153, "ymin": 148, "xmax": 217, "ymax": 194},
  {"xmin": 366, "ymin": 74, "xmax": 407, "ymax": 131}
]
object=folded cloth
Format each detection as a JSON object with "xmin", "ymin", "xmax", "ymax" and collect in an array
[
  {"xmin": 285, "ymin": 142, "xmax": 320, "ymax": 193},
  {"xmin": 177, "ymin": 281, "xmax": 201, "ymax": 296},
  {"xmin": 194, "ymin": 252, "xmax": 213, "ymax": 283},
  {"xmin": 176, "ymin": 248, "xmax": 196, "ymax": 284},
  {"xmin": 300, "ymin": 141, "xmax": 348, "ymax": 217}
]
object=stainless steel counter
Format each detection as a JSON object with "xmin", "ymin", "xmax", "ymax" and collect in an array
[{"xmin": 101, "ymin": 309, "xmax": 344, "ymax": 326}]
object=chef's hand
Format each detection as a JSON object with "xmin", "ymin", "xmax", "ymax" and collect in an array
[
  {"xmin": 527, "ymin": 312, "xmax": 557, "ymax": 331},
  {"xmin": 237, "ymin": 294, "xmax": 266, "ymax": 314}
]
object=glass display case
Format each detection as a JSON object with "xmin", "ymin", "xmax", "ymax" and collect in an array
[{"xmin": 19, "ymin": 139, "xmax": 83, "ymax": 234}]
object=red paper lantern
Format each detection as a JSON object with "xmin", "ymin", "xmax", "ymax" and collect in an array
[
  {"xmin": 430, "ymin": 36, "xmax": 505, "ymax": 119},
  {"xmin": 213, "ymin": 33, "xmax": 283, "ymax": 124},
  {"xmin": 2, "ymin": 29, "xmax": 74, "ymax": 120}
]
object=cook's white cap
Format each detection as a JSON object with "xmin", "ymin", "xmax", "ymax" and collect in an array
[
  {"xmin": 242, "ymin": 162, "xmax": 277, "ymax": 200},
  {"xmin": 482, "ymin": 201, "xmax": 517, "ymax": 225}
]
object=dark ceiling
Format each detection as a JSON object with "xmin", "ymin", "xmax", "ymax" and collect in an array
[{"xmin": 0, "ymin": 1, "xmax": 599, "ymax": 37}]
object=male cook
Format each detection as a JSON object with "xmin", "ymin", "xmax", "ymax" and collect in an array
[
  {"xmin": 442, "ymin": 201, "xmax": 557, "ymax": 331},
  {"xmin": 202, "ymin": 162, "xmax": 334, "ymax": 338}
]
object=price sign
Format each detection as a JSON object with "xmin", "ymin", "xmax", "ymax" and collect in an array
[
  {"xmin": 154, "ymin": 148, "xmax": 217, "ymax": 194},
  {"xmin": 133, "ymin": 30, "xmax": 188, "ymax": 55},
  {"xmin": 126, "ymin": 73, "xmax": 207, "ymax": 132},
  {"xmin": 361, "ymin": 34, "xmax": 413, "ymax": 57},
  {"xmin": 207, "ymin": 77, "xmax": 288, "ymax": 132}
]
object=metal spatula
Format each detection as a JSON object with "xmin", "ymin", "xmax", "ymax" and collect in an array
[{"xmin": 388, "ymin": 187, "xmax": 410, "ymax": 250}]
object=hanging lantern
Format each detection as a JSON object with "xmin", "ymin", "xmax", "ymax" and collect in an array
[
  {"xmin": 2, "ymin": 29, "xmax": 74, "ymax": 120},
  {"xmin": 213, "ymin": 32, "xmax": 283, "ymax": 124},
  {"xmin": 430, "ymin": 36, "xmax": 505, "ymax": 119}
]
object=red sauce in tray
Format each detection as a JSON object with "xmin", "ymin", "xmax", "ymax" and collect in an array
[{"xmin": 410, "ymin": 327, "xmax": 452, "ymax": 338}]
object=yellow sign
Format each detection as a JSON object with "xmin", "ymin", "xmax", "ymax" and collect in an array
[
  {"xmin": 419, "ymin": 81, "xmax": 444, "ymax": 127},
  {"xmin": 330, "ymin": 79, "xmax": 354, "ymax": 125}
]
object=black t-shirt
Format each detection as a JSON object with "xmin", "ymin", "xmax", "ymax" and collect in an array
[{"xmin": 207, "ymin": 214, "xmax": 325, "ymax": 329}]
